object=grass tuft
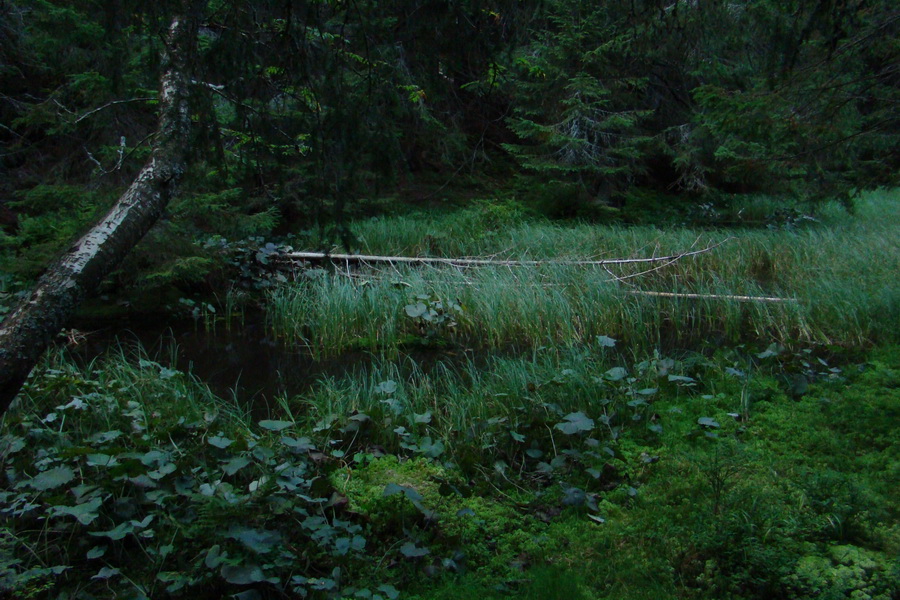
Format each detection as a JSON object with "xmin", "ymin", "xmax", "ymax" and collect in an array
[{"xmin": 269, "ymin": 190, "xmax": 900, "ymax": 356}]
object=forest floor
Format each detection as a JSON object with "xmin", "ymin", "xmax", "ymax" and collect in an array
[{"xmin": 1, "ymin": 191, "xmax": 899, "ymax": 599}]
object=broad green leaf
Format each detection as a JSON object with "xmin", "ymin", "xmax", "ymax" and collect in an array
[
  {"xmin": 208, "ymin": 435, "xmax": 234, "ymax": 449},
  {"xmin": 252, "ymin": 445, "xmax": 275, "ymax": 461},
  {"xmin": 85, "ymin": 454, "xmax": 118, "ymax": 467},
  {"xmin": 1, "ymin": 435, "xmax": 26, "ymax": 455},
  {"xmin": 205, "ymin": 544, "xmax": 225, "ymax": 569},
  {"xmin": 259, "ymin": 420, "xmax": 293, "ymax": 431},
  {"xmin": 334, "ymin": 537, "xmax": 352, "ymax": 555},
  {"xmin": 562, "ymin": 487, "xmax": 586, "ymax": 506},
  {"xmin": 222, "ymin": 456, "xmax": 251, "ymax": 476},
  {"xmin": 148, "ymin": 463, "xmax": 177, "ymax": 480},
  {"xmin": 399, "ymin": 542, "xmax": 429, "ymax": 558},
  {"xmin": 226, "ymin": 526, "xmax": 281, "ymax": 554},
  {"xmin": 92, "ymin": 567, "xmax": 120, "ymax": 580},
  {"xmin": 221, "ymin": 564, "xmax": 266, "ymax": 585},
  {"xmin": 791, "ymin": 374, "xmax": 809, "ymax": 396},
  {"xmin": 697, "ymin": 417, "xmax": 720, "ymax": 428},
  {"xmin": 50, "ymin": 497, "xmax": 103, "ymax": 525},
  {"xmin": 757, "ymin": 343, "xmax": 782, "ymax": 359},
  {"xmin": 383, "ymin": 483, "xmax": 423, "ymax": 503},
  {"xmin": 383, "ymin": 483, "xmax": 404, "ymax": 497},
  {"xmin": 157, "ymin": 571, "xmax": 190, "ymax": 594},
  {"xmin": 604, "ymin": 367, "xmax": 627, "ymax": 381},
  {"xmin": 89, "ymin": 521, "xmax": 134, "ymax": 540},
  {"xmin": 29, "ymin": 466, "xmax": 74, "ymax": 491},
  {"xmin": 140, "ymin": 450, "xmax": 168, "ymax": 466},
  {"xmin": 405, "ymin": 303, "xmax": 428, "ymax": 318},
  {"xmin": 376, "ymin": 380, "xmax": 397, "ymax": 394},
  {"xmin": 596, "ymin": 335, "xmax": 617, "ymax": 348},
  {"xmin": 133, "ymin": 515, "xmax": 154, "ymax": 528},
  {"xmin": 555, "ymin": 412, "xmax": 595, "ymax": 435},
  {"xmin": 281, "ymin": 436, "xmax": 314, "ymax": 451},
  {"xmin": 417, "ymin": 437, "xmax": 444, "ymax": 458}
]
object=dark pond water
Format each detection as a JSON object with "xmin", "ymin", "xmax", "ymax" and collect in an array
[{"xmin": 67, "ymin": 311, "xmax": 473, "ymax": 411}]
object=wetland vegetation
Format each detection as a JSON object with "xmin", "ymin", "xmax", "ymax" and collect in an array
[
  {"xmin": 2, "ymin": 1, "xmax": 899, "ymax": 598},
  {"xmin": 3, "ymin": 191, "xmax": 899, "ymax": 599}
]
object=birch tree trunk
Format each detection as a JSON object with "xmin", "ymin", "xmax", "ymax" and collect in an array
[{"xmin": 0, "ymin": 13, "xmax": 198, "ymax": 414}]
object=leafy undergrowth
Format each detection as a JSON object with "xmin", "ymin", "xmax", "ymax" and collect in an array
[{"xmin": 1, "ymin": 343, "xmax": 899, "ymax": 599}]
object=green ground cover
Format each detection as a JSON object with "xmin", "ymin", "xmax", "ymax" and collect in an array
[
  {"xmin": 1, "ymin": 341, "xmax": 898, "ymax": 598},
  {"xmin": 1, "ymin": 191, "xmax": 899, "ymax": 599}
]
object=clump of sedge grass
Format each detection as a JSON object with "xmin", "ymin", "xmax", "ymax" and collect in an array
[{"xmin": 269, "ymin": 190, "xmax": 899, "ymax": 355}]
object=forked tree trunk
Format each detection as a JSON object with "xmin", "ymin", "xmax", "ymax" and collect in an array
[{"xmin": 0, "ymin": 13, "xmax": 198, "ymax": 414}]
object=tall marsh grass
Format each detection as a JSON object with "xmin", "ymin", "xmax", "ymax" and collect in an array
[
  {"xmin": 297, "ymin": 348, "xmax": 623, "ymax": 455},
  {"xmin": 270, "ymin": 191, "xmax": 900, "ymax": 355},
  {"xmin": 18, "ymin": 344, "xmax": 250, "ymax": 428}
]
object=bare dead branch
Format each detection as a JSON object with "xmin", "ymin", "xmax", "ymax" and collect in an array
[
  {"xmin": 74, "ymin": 98, "xmax": 156, "ymax": 124},
  {"xmin": 282, "ymin": 238, "xmax": 731, "ymax": 268},
  {"xmin": 626, "ymin": 291, "xmax": 796, "ymax": 303}
]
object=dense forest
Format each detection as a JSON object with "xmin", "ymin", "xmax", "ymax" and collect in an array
[{"xmin": 1, "ymin": 1, "xmax": 899, "ymax": 599}]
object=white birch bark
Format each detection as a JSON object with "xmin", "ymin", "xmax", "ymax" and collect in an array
[{"xmin": 0, "ymin": 13, "xmax": 197, "ymax": 413}]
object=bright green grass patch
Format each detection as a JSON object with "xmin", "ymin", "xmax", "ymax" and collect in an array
[{"xmin": 270, "ymin": 191, "xmax": 900, "ymax": 357}]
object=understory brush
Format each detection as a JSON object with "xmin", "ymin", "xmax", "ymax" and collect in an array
[{"xmin": 2, "ymin": 341, "xmax": 898, "ymax": 599}]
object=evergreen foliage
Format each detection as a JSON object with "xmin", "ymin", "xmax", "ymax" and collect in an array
[
  {"xmin": 1, "ymin": 0, "xmax": 898, "ymax": 291},
  {"xmin": 504, "ymin": 0, "xmax": 900, "ymax": 205}
]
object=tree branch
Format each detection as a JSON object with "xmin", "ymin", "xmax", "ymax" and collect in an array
[
  {"xmin": 74, "ymin": 98, "xmax": 156, "ymax": 124},
  {"xmin": 281, "ymin": 239, "xmax": 731, "ymax": 268}
]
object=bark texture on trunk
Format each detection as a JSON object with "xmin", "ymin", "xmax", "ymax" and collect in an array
[{"xmin": 0, "ymin": 14, "xmax": 197, "ymax": 414}]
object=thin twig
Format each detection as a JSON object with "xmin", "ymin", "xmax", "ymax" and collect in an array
[{"xmin": 74, "ymin": 98, "xmax": 155, "ymax": 124}]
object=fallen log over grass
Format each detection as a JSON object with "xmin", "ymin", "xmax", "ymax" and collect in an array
[
  {"xmin": 626, "ymin": 290, "xmax": 796, "ymax": 303},
  {"xmin": 281, "ymin": 238, "xmax": 730, "ymax": 268}
]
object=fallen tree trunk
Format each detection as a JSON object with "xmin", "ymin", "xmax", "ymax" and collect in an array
[
  {"xmin": 0, "ymin": 13, "xmax": 197, "ymax": 415},
  {"xmin": 282, "ymin": 240, "xmax": 728, "ymax": 268},
  {"xmin": 626, "ymin": 290, "xmax": 796, "ymax": 303}
]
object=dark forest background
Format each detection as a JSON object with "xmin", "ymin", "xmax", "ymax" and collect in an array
[{"xmin": 1, "ymin": 0, "xmax": 898, "ymax": 291}]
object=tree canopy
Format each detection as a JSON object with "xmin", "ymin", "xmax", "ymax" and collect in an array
[{"xmin": 1, "ymin": 0, "xmax": 898, "ymax": 284}]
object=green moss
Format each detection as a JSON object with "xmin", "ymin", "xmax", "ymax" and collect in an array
[
  {"xmin": 331, "ymin": 455, "xmax": 446, "ymax": 527},
  {"xmin": 787, "ymin": 545, "xmax": 899, "ymax": 600},
  {"xmin": 334, "ymin": 455, "xmax": 548, "ymax": 584}
]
